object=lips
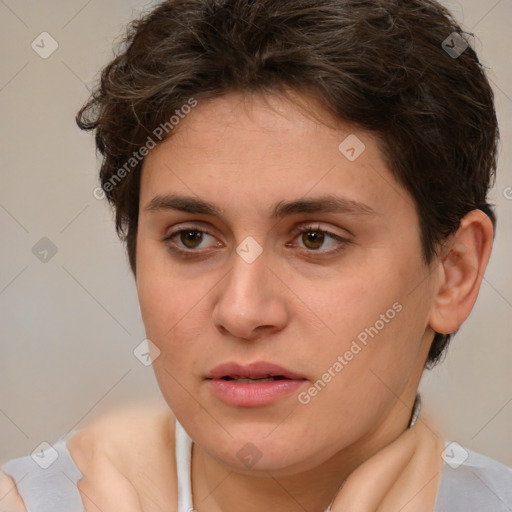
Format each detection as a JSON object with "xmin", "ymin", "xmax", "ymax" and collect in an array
[
  {"xmin": 206, "ymin": 361, "xmax": 307, "ymax": 407},
  {"xmin": 206, "ymin": 361, "xmax": 306, "ymax": 381},
  {"xmin": 220, "ymin": 376, "xmax": 286, "ymax": 383}
]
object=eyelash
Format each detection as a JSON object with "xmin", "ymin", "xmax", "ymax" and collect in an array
[{"xmin": 163, "ymin": 224, "xmax": 350, "ymax": 257}]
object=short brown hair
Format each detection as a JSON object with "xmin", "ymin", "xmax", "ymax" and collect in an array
[{"xmin": 76, "ymin": 0, "xmax": 499, "ymax": 367}]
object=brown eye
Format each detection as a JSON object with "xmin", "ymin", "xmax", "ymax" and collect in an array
[
  {"xmin": 163, "ymin": 227, "xmax": 222, "ymax": 256},
  {"xmin": 288, "ymin": 224, "xmax": 350, "ymax": 255},
  {"xmin": 180, "ymin": 230, "xmax": 204, "ymax": 249},
  {"xmin": 301, "ymin": 231, "xmax": 325, "ymax": 250}
]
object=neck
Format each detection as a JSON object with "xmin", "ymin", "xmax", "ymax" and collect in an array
[{"xmin": 191, "ymin": 399, "xmax": 416, "ymax": 512}]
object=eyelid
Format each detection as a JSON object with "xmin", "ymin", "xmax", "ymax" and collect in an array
[
  {"xmin": 288, "ymin": 223, "xmax": 352, "ymax": 253},
  {"xmin": 163, "ymin": 223, "xmax": 217, "ymax": 241},
  {"xmin": 289, "ymin": 222, "xmax": 350, "ymax": 239},
  {"xmin": 162, "ymin": 225, "xmax": 223, "ymax": 250}
]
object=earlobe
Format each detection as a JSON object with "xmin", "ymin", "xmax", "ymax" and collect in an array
[{"xmin": 428, "ymin": 209, "xmax": 494, "ymax": 335}]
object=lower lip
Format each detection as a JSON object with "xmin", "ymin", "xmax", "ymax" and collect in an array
[{"xmin": 207, "ymin": 379, "xmax": 306, "ymax": 407}]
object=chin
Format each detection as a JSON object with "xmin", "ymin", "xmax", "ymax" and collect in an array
[{"xmin": 189, "ymin": 415, "xmax": 338, "ymax": 474}]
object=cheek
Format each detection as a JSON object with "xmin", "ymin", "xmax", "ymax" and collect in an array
[
  {"xmin": 136, "ymin": 240, "xmax": 182, "ymax": 343},
  {"xmin": 135, "ymin": 239, "xmax": 216, "ymax": 356},
  {"xmin": 305, "ymin": 255, "xmax": 432, "ymax": 389},
  {"xmin": 296, "ymin": 294, "xmax": 429, "ymax": 443},
  {"xmin": 135, "ymin": 246, "xmax": 208, "ymax": 411},
  {"xmin": 303, "ymin": 266, "xmax": 402, "ymax": 348},
  {"xmin": 137, "ymin": 273, "xmax": 203, "ymax": 347}
]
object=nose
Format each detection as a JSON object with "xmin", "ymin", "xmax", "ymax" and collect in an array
[{"xmin": 212, "ymin": 247, "xmax": 289, "ymax": 342}]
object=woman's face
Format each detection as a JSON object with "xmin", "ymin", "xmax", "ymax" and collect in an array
[{"xmin": 136, "ymin": 91, "xmax": 437, "ymax": 475}]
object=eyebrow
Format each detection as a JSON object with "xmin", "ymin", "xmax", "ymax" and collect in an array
[{"xmin": 144, "ymin": 194, "xmax": 377, "ymax": 218}]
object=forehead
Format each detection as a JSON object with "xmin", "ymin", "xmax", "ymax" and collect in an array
[
  {"xmin": 140, "ymin": 91, "xmax": 414, "ymax": 222},
  {"xmin": 153, "ymin": 91, "xmax": 361, "ymax": 160}
]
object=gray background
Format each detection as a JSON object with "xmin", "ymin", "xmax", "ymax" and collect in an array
[{"xmin": 1, "ymin": 0, "xmax": 511, "ymax": 466}]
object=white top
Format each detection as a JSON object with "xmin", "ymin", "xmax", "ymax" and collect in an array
[{"xmin": 176, "ymin": 419, "xmax": 194, "ymax": 512}]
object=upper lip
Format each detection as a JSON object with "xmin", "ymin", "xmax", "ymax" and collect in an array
[{"xmin": 206, "ymin": 361, "xmax": 306, "ymax": 380}]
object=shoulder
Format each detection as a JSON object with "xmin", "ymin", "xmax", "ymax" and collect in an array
[
  {"xmin": 69, "ymin": 403, "xmax": 178, "ymax": 511},
  {"xmin": 0, "ymin": 404, "xmax": 178, "ymax": 512},
  {"xmin": 435, "ymin": 443, "xmax": 512, "ymax": 512}
]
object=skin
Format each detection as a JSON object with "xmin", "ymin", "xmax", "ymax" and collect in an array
[
  {"xmin": 134, "ymin": 90, "xmax": 493, "ymax": 511},
  {"xmin": 0, "ymin": 90, "xmax": 493, "ymax": 512}
]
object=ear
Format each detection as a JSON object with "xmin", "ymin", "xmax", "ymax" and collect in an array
[{"xmin": 428, "ymin": 209, "xmax": 494, "ymax": 335}]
